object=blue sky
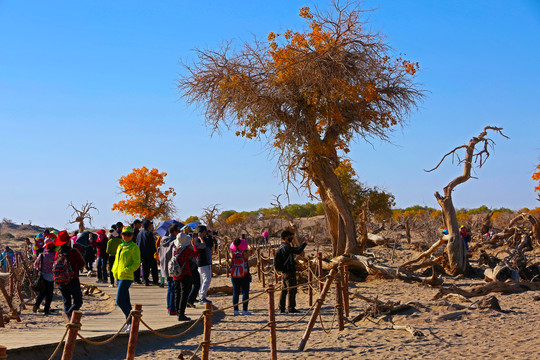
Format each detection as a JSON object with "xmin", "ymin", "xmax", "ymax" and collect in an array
[{"xmin": 1, "ymin": 0, "xmax": 539, "ymax": 230}]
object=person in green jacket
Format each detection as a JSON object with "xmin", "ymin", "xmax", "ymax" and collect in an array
[
  {"xmin": 106, "ymin": 229, "xmax": 123, "ymax": 288},
  {"xmin": 112, "ymin": 226, "xmax": 141, "ymax": 332}
]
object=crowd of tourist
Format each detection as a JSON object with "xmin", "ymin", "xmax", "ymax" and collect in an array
[{"xmin": 18, "ymin": 220, "xmax": 308, "ymax": 333}]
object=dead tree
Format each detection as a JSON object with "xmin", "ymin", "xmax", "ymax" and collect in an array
[
  {"xmin": 201, "ymin": 204, "xmax": 220, "ymax": 229},
  {"xmin": 68, "ymin": 201, "xmax": 98, "ymax": 233},
  {"xmin": 480, "ymin": 210, "xmax": 493, "ymax": 235},
  {"xmin": 491, "ymin": 213, "xmax": 540, "ymax": 247},
  {"xmin": 509, "ymin": 213, "xmax": 539, "ymax": 245},
  {"xmin": 425, "ymin": 126, "xmax": 508, "ymax": 275},
  {"xmin": 357, "ymin": 201, "xmax": 369, "ymax": 253}
]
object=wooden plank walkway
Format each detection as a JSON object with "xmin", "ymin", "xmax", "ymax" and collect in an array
[{"xmin": 2, "ymin": 276, "xmax": 204, "ymax": 357}]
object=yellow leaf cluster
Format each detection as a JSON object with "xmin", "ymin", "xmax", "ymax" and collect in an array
[{"xmin": 226, "ymin": 212, "xmax": 245, "ymax": 225}]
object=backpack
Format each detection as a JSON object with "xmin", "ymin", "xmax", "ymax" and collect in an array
[
  {"xmin": 168, "ymin": 247, "xmax": 187, "ymax": 278},
  {"xmin": 230, "ymin": 251, "xmax": 248, "ymax": 279},
  {"xmin": 53, "ymin": 252, "xmax": 75, "ymax": 285}
]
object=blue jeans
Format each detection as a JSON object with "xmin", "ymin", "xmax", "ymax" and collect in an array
[
  {"xmin": 116, "ymin": 280, "xmax": 132, "ymax": 322},
  {"xmin": 167, "ymin": 277, "xmax": 176, "ymax": 312},
  {"xmin": 97, "ymin": 257, "xmax": 108, "ymax": 282},
  {"xmin": 59, "ymin": 277, "xmax": 83, "ymax": 318},
  {"xmin": 232, "ymin": 275, "xmax": 251, "ymax": 311}
]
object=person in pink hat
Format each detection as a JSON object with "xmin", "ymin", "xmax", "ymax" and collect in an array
[
  {"xmin": 229, "ymin": 238, "xmax": 252, "ymax": 315},
  {"xmin": 95, "ymin": 229, "xmax": 109, "ymax": 283}
]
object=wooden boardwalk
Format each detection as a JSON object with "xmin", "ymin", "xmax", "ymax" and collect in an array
[{"xmin": 2, "ymin": 276, "xmax": 205, "ymax": 359}]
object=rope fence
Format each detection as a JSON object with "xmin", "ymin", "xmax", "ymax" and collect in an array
[{"xmin": 3, "ymin": 254, "xmax": 351, "ymax": 360}]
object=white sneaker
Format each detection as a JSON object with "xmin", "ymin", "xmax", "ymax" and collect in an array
[
  {"xmin": 233, "ymin": 310, "xmax": 239, "ymax": 316},
  {"xmin": 242, "ymin": 310, "xmax": 252, "ymax": 315},
  {"xmin": 122, "ymin": 324, "xmax": 131, "ymax": 333}
]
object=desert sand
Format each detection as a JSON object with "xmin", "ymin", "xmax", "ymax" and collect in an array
[{"xmin": 2, "ymin": 234, "xmax": 540, "ymax": 359}]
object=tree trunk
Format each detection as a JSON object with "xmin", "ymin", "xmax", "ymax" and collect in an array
[
  {"xmin": 428, "ymin": 126, "xmax": 506, "ymax": 275},
  {"xmin": 480, "ymin": 211, "xmax": 493, "ymax": 235},
  {"xmin": 78, "ymin": 221, "xmax": 85, "ymax": 234},
  {"xmin": 309, "ymin": 158, "xmax": 359, "ymax": 257},
  {"xmin": 405, "ymin": 218, "xmax": 411, "ymax": 244},
  {"xmin": 436, "ymin": 193, "xmax": 467, "ymax": 275}
]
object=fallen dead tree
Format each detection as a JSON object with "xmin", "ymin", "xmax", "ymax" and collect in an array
[
  {"xmin": 308, "ymin": 253, "xmax": 444, "ymax": 286},
  {"xmin": 400, "ymin": 235, "xmax": 449, "ymax": 270},
  {"xmin": 433, "ymin": 281, "xmax": 540, "ymax": 299},
  {"xmin": 488, "ymin": 213, "xmax": 539, "ymax": 247},
  {"xmin": 350, "ymin": 292, "xmax": 418, "ymax": 322}
]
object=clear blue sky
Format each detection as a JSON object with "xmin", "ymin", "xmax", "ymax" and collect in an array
[{"xmin": 1, "ymin": 0, "xmax": 539, "ymax": 231}]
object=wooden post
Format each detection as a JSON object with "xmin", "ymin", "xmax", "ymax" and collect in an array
[
  {"xmin": 317, "ymin": 252, "xmax": 323, "ymax": 292},
  {"xmin": 61, "ymin": 310, "xmax": 82, "ymax": 360},
  {"xmin": 298, "ymin": 269, "xmax": 336, "ymax": 351},
  {"xmin": 257, "ymin": 248, "xmax": 262, "ymax": 282},
  {"xmin": 261, "ymin": 264, "xmax": 266, "ymax": 288},
  {"xmin": 308, "ymin": 267, "xmax": 313, "ymax": 307},
  {"xmin": 0, "ymin": 345, "xmax": 6, "ymax": 360},
  {"xmin": 16, "ymin": 253, "xmax": 35, "ymax": 297},
  {"xmin": 0, "ymin": 282, "xmax": 20, "ymax": 322},
  {"xmin": 226, "ymin": 250, "xmax": 230, "ymax": 278},
  {"xmin": 218, "ymin": 246, "xmax": 222, "ymax": 266},
  {"xmin": 343, "ymin": 265, "xmax": 350, "ymax": 317},
  {"xmin": 202, "ymin": 302, "xmax": 213, "ymax": 360},
  {"xmin": 268, "ymin": 285, "xmax": 277, "ymax": 360},
  {"xmin": 15, "ymin": 279, "xmax": 26, "ymax": 310},
  {"xmin": 272, "ymin": 249, "xmax": 278, "ymax": 284},
  {"xmin": 0, "ymin": 308, "xmax": 4, "ymax": 327},
  {"xmin": 335, "ymin": 277, "xmax": 344, "ymax": 331},
  {"xmin": 126, "ymin": 304, "xmax": 143, "ymax": 360},
  {"xmin": 9, "ymin": 269, "xmax": 14, "ymax": 298}
]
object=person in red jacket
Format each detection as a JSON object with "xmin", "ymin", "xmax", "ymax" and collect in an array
[
  {"xmin": 54, "ymin": 230, "xmax": 85, "ymax": 318},
  {"xmin": 172, "ymin": 236, "xmax": 198, "ymax": 321},
  {"xmin": 95, "ymin": 229, "xmax": 109, "ymax": 283}
]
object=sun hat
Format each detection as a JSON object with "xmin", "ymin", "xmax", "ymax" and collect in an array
[
  {"xmin": 175, "ymin": 233, "xmax": 192, "ymax": 252},
  {"xmin": 262, "ymin": 231, "xmax": 269, "ymax": 237},
  {"xmin": 35, "ymin": 233, "xmax": 44, "ymax": 240},
  {"xmin": 45, "ymin": 242, "xmax": 56, "ymax": 250},
  {"xmin": 230, "ymin": 238, "xmax": 248, "ymax": 252},
  {"xmin": 122, "ymin": 226, "xmax": 133, "ymax": 234},
  {"xmin": 96, "ymin": 229, "xmax": 106, "ymax": 236},
  {"xmin": 53, "ymin": 230, "xmax": 70, "ymax": 246}
]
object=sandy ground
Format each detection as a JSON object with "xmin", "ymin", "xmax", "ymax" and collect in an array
[
  {"xmin": 2, "ymin": 239, "xmax": 540, "ymax": 359},
  {"xmin": 134, "ymin": 244, "xmax": 540, "ymax": 360}
]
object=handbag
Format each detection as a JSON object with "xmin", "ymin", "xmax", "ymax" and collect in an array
[{"xmin": 32, "ymin": 254, "xmax": 46, "ymax": 293}]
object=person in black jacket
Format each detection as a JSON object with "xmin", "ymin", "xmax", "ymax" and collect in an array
[
  {"xmin": 276, "ymin": 230, "xmax": 308, "ymax": 314},
  {"xmin": 136, "ymin": 220, "xmax": 159, "ymax": 286},
  {"xmin": 132, "ymin": 220, "xmax": 142, "ymax": 283}
]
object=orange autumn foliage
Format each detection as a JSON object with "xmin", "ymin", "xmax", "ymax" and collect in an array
[
  {"xmin": 112, "ymin": 167, "xmax": 176, "ymax": 221},
  {"xmin": 179, "ymin": 1, "xmax": 422, "ymax": 256},
  {"xmin": 226, "ymin": 212, "xmax": 245, "ymax": 225},
  {"xmin": 533, "ymin": 164, "xmax": 540, "ymax": 192}
]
